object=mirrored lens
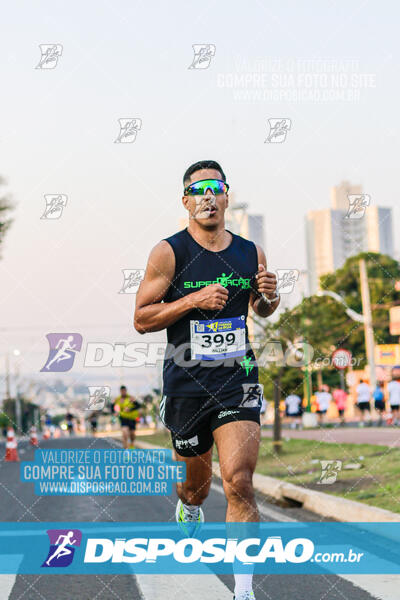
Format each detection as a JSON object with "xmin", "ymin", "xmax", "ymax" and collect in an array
[{"xmin": 185, "ymin": 179, "xmax": 228, "ymax": 196}]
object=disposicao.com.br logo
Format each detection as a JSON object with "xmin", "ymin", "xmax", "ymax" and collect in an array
[
  {"xmin": 2, "ymin": 522, "xmax": 393, "ymax": 575},
  {"xmin": 84, "ymin": 535, "xmax": 312, "ymax": 564}
]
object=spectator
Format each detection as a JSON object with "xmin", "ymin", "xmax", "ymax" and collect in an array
[
  {"xmin": 388, "ymin": 374, "xmax": 400, "ymax": 426},
  {"xmin": 332, "ymin": 387, "xmax": 347, "ymax": 426},
  {"xmin": 373, "ymin": 382, "xmax": 386, "ymax": 426},
  {"xmin": 356, "ymin": 379, "xmax": 371, "ymax": 427},
  {"xmin": 284, "ymin": 393, "xmax": 303, "ymax": 429}
]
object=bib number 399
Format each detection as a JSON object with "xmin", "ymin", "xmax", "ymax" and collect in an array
[{"xmin": 190, "ymin": 315, "xmax": 246, "ymax": 360}]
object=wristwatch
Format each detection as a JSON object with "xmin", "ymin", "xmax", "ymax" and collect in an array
[{"xmin": 261, "ymin": 292, "xmax": 280, "ymax": 305}]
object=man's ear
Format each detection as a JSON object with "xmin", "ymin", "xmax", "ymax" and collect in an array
[{"xmin": 182, "ymin": 195, "xmax": 189, "ymax": 210}]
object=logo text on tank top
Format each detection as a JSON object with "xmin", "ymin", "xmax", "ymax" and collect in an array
[{"xmin": 183, "ymin": 272, "xmax": 252, "ymax": 289}]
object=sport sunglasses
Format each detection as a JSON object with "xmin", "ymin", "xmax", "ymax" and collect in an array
[{"xmin": 184, "ymin": 178, "xmax": 230, "ymax": 196}]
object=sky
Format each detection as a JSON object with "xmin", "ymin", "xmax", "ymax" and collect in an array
[{"xmin": 0, "ymin": 0, "xmax": 399, "ymax": 397}]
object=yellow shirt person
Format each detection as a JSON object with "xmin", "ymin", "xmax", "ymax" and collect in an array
[{"xmin": 114, "ymin": 386, "xmax": 140, "ymax": 449}]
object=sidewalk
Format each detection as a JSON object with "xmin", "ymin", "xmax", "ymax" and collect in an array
[{"xmin": 261, "ymin": 425, "xmax": 400, "ymax": 447}]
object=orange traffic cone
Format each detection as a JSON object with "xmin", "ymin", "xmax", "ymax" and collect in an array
[
  {"xmin": 42, "ymin": 427, "xmax": 51, "ymax": 440},
  {"xmin": 30, "ymin": 426, "xmax": 39, "ymax": 447},
  {"xmin": 5, "ymin": 427, "xmax": 19, "ymax": 462}
]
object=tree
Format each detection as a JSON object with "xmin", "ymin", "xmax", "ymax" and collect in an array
[
  {"xmin": 0, "ymin": 176, "xmax": 14, "ymax": 256},
  {"xmin": 255, "ymin": 252, "xmax": 400, "ymax": 398},
  {"xmin": 321, "ymin": 252, "xmax": 400, "ymax": 351}
]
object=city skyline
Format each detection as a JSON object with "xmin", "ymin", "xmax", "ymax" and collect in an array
[{"xmin": 0, "ymin": 0, "xmax": 399, "ymax": 399}]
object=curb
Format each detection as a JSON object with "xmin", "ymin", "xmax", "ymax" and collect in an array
[{"xmin": 134, "ymin": 439, "xmax": 400, "ymax": 523}]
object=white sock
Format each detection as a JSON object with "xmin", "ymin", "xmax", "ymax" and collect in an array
[{"xmin": 234, "ymin": 573, "xmax": 253, "ymax": 595}]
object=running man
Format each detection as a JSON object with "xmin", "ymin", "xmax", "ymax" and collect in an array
[
  {"xmin": 356, "ymin": 379, "xmax": 371, "ymax": 427},
  {"xmin": 65, "ymin": 412, "xmax": 74, "ymax": 436},
  {"xmin": 284, "ymin": 393, "xmax": 303, "ymax": 429},
  {"xmin": 373, "ymin": 382, "xmax": 386, "ymax": 426},
  {"xmin": 315, "ymin": 385, "xmax": 332, "ymax": 426},
  {"xmin": 45, "ymin": 531, "xmax": 77, "ymax": 566},
  {"xmin": 388, "ymin": 373, "xmax": 400, "ymax": 426},
  {"xmin": 332, "ymin": 387, "xmax": 347, "ymax": 426},
  {"xmin": 113, "ymin": 386, "xmax": 140, "ymax": 449},
  {"xmin": 134, "ymin": 160, "xmax": 280, "ymax": 600}
]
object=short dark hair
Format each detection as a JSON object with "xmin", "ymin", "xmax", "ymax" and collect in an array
[
  {"xmin": 183, "ymin": 160, "xmax": 226, "ymax": 187},
  {"xmin": 120, "ymin": 385, "xmax": 127, "ymax": 391}
]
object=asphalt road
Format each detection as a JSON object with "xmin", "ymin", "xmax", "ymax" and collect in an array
[{"xmin": 0, "ymin": 435, "xmax": 397, "ymax": 600}]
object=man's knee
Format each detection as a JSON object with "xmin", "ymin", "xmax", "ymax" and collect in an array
[{"xmin": 223, "ymin": 469, "xmax": 254, "ymax": 503}]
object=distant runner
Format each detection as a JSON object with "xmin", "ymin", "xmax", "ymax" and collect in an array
[
  {"xmin": 113, "ymin": 386, "xmax": 140, "ymax": 449},
  {"xmin": 356, "ymin": 379, "xmax": 371, "ymax": 427},
  {"xmin": 388, "ymin": 374, "xmax": 400, "ymax": 426},
  {"xmin": 285, "ymin": 393, "xmax": 303, "ymax": 429}
]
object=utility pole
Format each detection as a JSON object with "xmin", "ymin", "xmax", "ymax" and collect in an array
[
  {"xmin": 5, "ymin": 353, "xmax": 10, "ymax": 400},
  {"xmin": 359, "ymin": 259, "xmax": 376, "ymax": 390},
  {"xmin": 272, "ymin": 369, "xmax": 282, "ymax": 454}
]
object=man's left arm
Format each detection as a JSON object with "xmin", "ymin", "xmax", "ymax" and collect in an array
[{"xmin": 249, "ymin": 245, "xmax": 280, "ymax": 317}]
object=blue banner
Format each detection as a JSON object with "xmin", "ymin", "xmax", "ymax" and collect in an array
[{"xmin": 1, "ymin": 522, "xmax": 400, "ymax": 574}]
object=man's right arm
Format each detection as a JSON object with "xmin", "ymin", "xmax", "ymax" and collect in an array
[{"xmin": 133, "ymin": 240, "xmax": 229, "ymax": 334}]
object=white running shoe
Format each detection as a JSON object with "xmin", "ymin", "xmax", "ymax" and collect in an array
[
  {"xmin": 175, "ymin": 499, "xmax": 204, "ymax": 537},
  {"xmin": 233, "ymin": 592, "xmax": 256, "ymax": 600}
]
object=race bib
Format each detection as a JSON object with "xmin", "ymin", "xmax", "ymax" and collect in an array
[{"xmin": 190, "ymin": 315, "xmax": 246, "ymax": 360}]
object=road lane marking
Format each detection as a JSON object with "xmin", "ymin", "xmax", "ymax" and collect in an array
[
  {"xmin": 0, "ymin": 575, "xmax": 17, "ymax": 600},
  {"xmin": 136, "ymin": 573, "xmax": 232, "ymax": 600},
  {"xmin": 340, "ymin": 575, "xmax": 400, "ymax": 600}
]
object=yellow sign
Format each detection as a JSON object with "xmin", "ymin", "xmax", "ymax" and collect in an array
[
  {"xmin": 390, "ymin": 306, "xmax": 400, "ymax": 336},
  {"xmin": 374, "ymin": 344, "xmax": 400, "ymax": 366}
]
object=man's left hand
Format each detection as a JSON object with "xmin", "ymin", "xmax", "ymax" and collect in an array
[{"xmin": 255, "ymin": 264, "xmax": 278, "ymax": 299}]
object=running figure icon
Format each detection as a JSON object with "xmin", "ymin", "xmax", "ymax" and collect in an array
[
  {"xmin": 44, "ymin": 335, "xmax": 78, "ymax": 371},
  {"xmin": 45, "ymin": 531, "xmax": 77, "ymax": 566}
]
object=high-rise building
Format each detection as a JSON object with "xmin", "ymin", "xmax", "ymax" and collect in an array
[{"xmin": 306, "ymin": 181, "xmax": 394, "ymax": 294}]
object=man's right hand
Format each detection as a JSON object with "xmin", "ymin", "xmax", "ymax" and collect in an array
[{"xmin": 190, "ymin": 284, "xmax": 229, "ymax": 310}]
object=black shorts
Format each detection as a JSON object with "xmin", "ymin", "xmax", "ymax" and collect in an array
[
  {"xmin": 374, "ymin": 401, "xmax": 385, "ymax": 411},
  {"xmin": 119, "ymin": 417, "xmax": 137, "ymax": 430},
  {"xmin": 357, "ymin": 401, "xmax": 370, "ymax": 412},
  {"xmin": 316, "ymin": 409, "xmax": 327, "ymax": 415},
  {"xmin": 338, "ymin": 408, "xmax": 345, "ymax": 416},
  {"xmin": 160, "ymin": 386, "xmax": 262, "ymax": 457},
  {"xmin": 285, "ymin": 408, "xmax": 302, "ymax": 417}
]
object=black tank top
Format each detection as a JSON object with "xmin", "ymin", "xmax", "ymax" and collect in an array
[{"xmin": 161, "ymin": 227, "xmax": 259, "ymax": 398}]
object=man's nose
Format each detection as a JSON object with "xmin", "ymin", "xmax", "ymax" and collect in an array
[{"xmin": 204, "ymin": 189, "xmax": 216, "ymax": 201}]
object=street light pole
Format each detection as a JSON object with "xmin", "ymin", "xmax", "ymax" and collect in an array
[
  {"xmin": 359, "ymin": 258, "xmax": 377, "ymax": 390},
  {"xmin": 5, "ymin": 353, "xmax": 10, "ymax": 400},
  {"xmin": 316, "ymin": 259, "xmax": 377, "ymax": 390}
]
